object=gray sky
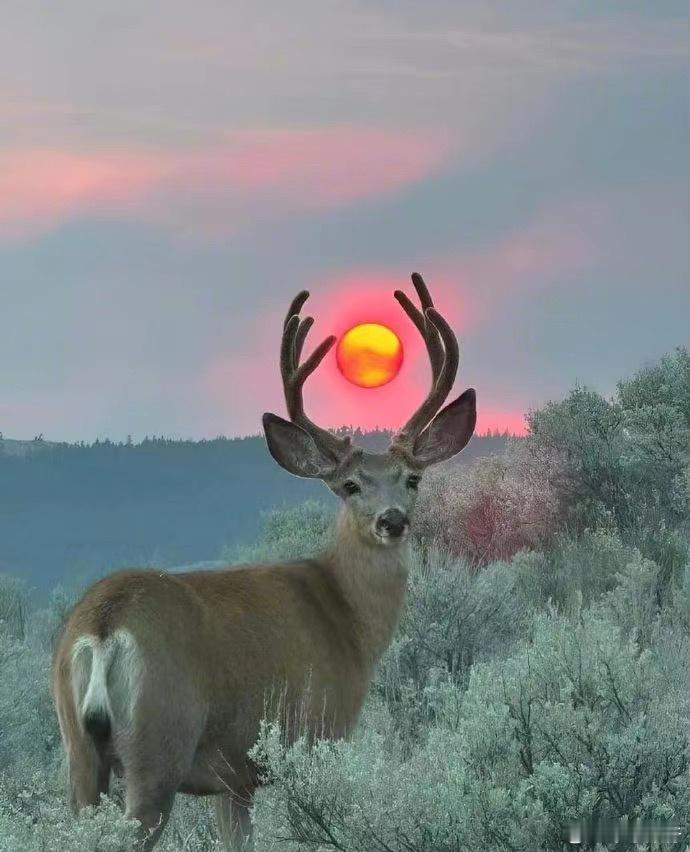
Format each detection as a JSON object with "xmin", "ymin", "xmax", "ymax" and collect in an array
[{"xmin": 1, "ymin": 1, "xmax": 688, "ymax": 440}]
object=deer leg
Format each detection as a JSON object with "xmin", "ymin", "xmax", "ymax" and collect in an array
[
  {"xmin": 120, "ymin": 718, "xmax": 200, "ymax": 850},
  {"xmin": 125, "ymin": 781, "xmax": 176, "ymax": 851},
  {"xmin": 55, "ymin": 672, "xmax": 111, "ymax": 813},
  {"xmin": 68, "ymin": 741, "xmax": 111, "ymax": 813},
  {"xmin": 213, "ymin": 793, "xmax": 254, "ymax": 851}
]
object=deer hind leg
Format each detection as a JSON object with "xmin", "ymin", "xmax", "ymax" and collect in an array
[
  {"xmin": 67, "ymin": 737, "xmax": 112, "ymax": 813},
  {"xmin": 124, "ymin": 781, "xmax": 175, "ymax": 851},
  {"xmin": 119, "ymin": 711, "xmax": 200, "ymax": 849},
  {"xmin": 120, "ymin": 734, "xmax": 195, "ymax": 850},
  {"xmin": 213, "ymin": 794, "xmax": 254, "ymax": 851},
  {"xmin": 54, "ymin": 669, "xmax": 111, "ymax": 813}
]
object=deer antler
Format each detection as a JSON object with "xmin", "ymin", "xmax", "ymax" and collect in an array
[
  {"xmin": 391, "ymin": 272, "xmax": 460, "ymax": 453},
  {"xmin": 281, "ymin": 291, "xmax": 352, "ymax": 463}
]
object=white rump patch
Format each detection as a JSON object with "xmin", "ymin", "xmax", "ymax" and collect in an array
[{"xmin": 71, "ymin": 628, "xmax": 142, "ymax": 734}]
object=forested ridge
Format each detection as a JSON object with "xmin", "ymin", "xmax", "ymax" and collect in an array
[{"xmin": 0, "ymin": 428, "xmax": 508, "ymax": 593}]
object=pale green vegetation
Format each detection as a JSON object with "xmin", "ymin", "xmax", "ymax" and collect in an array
[{"xmin": 0, "ymin": 349, "xmax": 688, "ymax": 850}]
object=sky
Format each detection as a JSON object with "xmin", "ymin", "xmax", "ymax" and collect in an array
[{"xmin": 1, "ymin": 1, "xmax": 688, "ymax": 441}]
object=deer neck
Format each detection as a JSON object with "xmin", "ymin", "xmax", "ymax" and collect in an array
[{"xmin": 325, "ymin": 507, "xmax": 409, "ymax": 667}]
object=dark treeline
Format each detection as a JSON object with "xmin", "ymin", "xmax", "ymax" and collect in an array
[{"xmin": 0, "ymin": 428, "xmax": 508, "ymax": 593}]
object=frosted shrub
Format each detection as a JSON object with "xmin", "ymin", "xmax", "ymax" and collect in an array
[
  {"xmin": 416, "ymin": 439, "xmax": 563, "ymax": 565},
  {"xmin": 250, "ymin": 718, "xmax": 549, "ymax": 852},
  {"xmin": 670, "ymin": 560, "xmax": 690, "ymax": 632},
  {"xmin": 597, "ymin": 552, "xmax": 663, "ymax": 648},
  {"xmin": 254, "ymin": 604, "xmax": 690, "ymax": 852},
  {"xmin": 31, "ymin": 585, "xmax": 77, "ymax": 654},
  {"xmin": 155, "ymin": 794, "xmax": 224, "ymax": 851},
  {"xmin": 0, "ymin": 770, "xmax": 225, "ymax": 852},
  {"xmin": 222, "ymin": 500, "xmax": 334, "ymax": 564},
  {"xmin": 0, "ymin": 773, "xmax": 139, "ymax": 852},
  {"xmin": 0, "ymin": 634, "xmax": 59, "ymax": 777},
  {"xmin": 527, "ymin": 352, "xmax": 690, "ymax": 548},
  {"xmin": 462, "ymin": 608, "xmax": 690, "ymax": 848},
  {"xmin": 512, "ymin": 529, "xmax": 634, "ymax": 614},
  {"xmin": 527, "ymin": 387, "xmax": 628, "ymax": 531},
  {"xmin": 374, "ymin": 545, "xmax": 529, "ymax": 739},
  {"xmin": 0, "ymin": 574, "xmax": 30, "ymax": 641}
]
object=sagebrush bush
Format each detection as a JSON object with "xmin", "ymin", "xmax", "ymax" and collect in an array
[
  {"xmin": 0, "ymin": 773, "xmax": 140, "ymax": 852},
  {"xmin": 528, "ymin": 350, "xmax": 690, "ymax": 547},
  {"xmin": 0, "ymin": 770, "xmax": 227, "ymax": 852},
  {"xmin": 0, "ymin": 634, "xmax": 59, "ymax": 778},
  {"xmin": 0, "ymin": 574, "xmax": 30, "ymax": 641},
  {"xmin": 221, "ymin": 500, "xmax": 334, "ymax": 564},
  {"xmin": 374, "ymin": 545, "xmax": 530, "ymax": 743},
  {"xmin": 254, "ymin": 720, "xmax": 550, "ymax": 851},
  {"xmin": 251, "ymin": 603, "xmax": 690, "ymax": 852},
  {"xmin": 512, "ymin": 529, "xmax": 636, "ymax": 615},
  {"xmin": 416, "ymin": 438, "xmax": 564, "ymax": 565}
]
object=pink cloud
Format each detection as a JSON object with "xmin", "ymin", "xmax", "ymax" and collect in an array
[
  {"xmin": 198, "ymin": 129, "xmax": 450, "ymax": 204},
  {"xmin": 0, "ymin": 128, "xmax": 451, "ymax": 241},
  {"xmin": 0, "ymin": 149, "xmax": 171, "ymax": 239},
  {"xmin": 434, "ymin": 197, "xmax": 607, "ymax": 328}
]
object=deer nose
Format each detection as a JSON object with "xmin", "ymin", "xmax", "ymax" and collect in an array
[{"xmin": 376, "ymin": 508, "xmax": 409, "ymax": 538}]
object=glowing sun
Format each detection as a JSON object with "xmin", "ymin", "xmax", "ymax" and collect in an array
[{"xmin": 336, "ymin": 323, "xmax": 403, "ymax": 388}]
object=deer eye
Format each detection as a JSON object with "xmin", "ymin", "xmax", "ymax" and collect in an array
[
  {"xmin": 406, "ymin": 474, "xmax": 421, "ymax": 490},
  {"xmin": 343, "ymin": 480, "xmax": 361, "ymax": 496}
]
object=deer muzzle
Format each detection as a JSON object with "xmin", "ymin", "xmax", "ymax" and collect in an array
[{"xmin": 375, "ymin": 508, "xmax": 409, "ymax": 540}]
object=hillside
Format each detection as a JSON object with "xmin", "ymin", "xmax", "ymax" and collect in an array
[
  {"xmin": 0, "ymin": 436, "xmax": 57, "ymax": 457},
  {"xmin": 0, "ymin": 429, "xmax": 508, "ymax": 594}
]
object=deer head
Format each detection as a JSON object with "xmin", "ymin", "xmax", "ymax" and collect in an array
[{"xmin": 263, "ymin": 272, "xmax": 476, "ymax": 546}]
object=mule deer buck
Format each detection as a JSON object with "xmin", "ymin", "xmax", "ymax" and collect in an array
[{"xmin": 52, "ymin": 273, "xmax": 476, "ymax": 850}]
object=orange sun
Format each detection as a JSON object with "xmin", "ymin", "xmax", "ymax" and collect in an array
[{"xmin": 336, "ymin": 323, "xmax": 403, "ymax": 388}]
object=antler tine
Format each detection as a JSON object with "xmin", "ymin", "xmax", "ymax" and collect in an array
[
  {"xmin": 284, "ymin": 291, "xmax": 310, "ymax": 330},
  {"xmin": 280, "ymin": 292, "xmax": 351, "ymax": 462},
  {"xmin": 282, "ymin": 290, "xmax": 312, "ymax": 376},
  {"xmin": 294, "ymin": 315, "xmax": 314, "ymax": 365},
  {"xmin": 392, "ymin": 274, "xmax": 460, "ymax": 449},
  {"xmin": 394, "ymin": 272, "xmax": 444, "ymax": 383}
]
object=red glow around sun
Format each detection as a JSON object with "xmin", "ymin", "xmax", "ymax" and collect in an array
[{"xmin": 336, "ymin": 323, "xmax": 403, "ymax": 388}]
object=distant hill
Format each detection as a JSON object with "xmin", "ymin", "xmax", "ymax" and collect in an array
[
  {"xmin": 0, "ymin": 429, "xmax": 509, "ymax": 594},
  {"xmin": 0, "ymin": 436, "xmax": 57, "ymax": 457}
]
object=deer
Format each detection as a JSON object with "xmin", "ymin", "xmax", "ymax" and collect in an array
[{"xmin": 51, "ymin": 273, "xmax": 476, "ymax": 851}]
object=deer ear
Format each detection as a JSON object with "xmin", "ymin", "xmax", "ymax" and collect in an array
[
  {"xmin": 262, "ymin": 413, "xmax": 336, "ymax": 479},
  {"xmin": 412, "ymin": 388, "xmax": 476, "ymax": 466}
]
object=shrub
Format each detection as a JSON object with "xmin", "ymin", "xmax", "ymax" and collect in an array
[
  {"xmin": 0, "ymin": 575, "xmax": 30, "ymax": 641},
  {"xmin": 222, "ymin": 500, "xmax": 334, "ymax": 564},
  {"xmin": 416, "ymin": 438, "xmax": 563, "ymax": 565},
  {"xmin": 252, "ymin": 604, "xmax": 690, "ymax": 852},
  {"xmin": 251, "ymin": 716, "xmax": 549, "ymax": 852},
  {"xmin": 374, "ymin": 545, "xmax": 530, "ymax": 742},
  {"xmin": 527, "ymin": 386, "xmax": 628, "ymax": 531},
  {"xmin": 617, "ymin": 347, "xmax": 690, "ymax": 425},
  {"xmin": 512, "ymin": 529, "xmax": 635, "ymax": 615},
  {"xmin": 0, "ymin": 634, "xmax": 59, "ymax": 778},
  {"xmin": 526, "ymin": 352, "xmax": 690, "ymax": 553},
  {"xmin": 31, "ymin": 585, "xmax": 77, "ymax": 655},
  {"xmin": 0, "ymin": 774, "xmax": 140, "ymax": 852}
]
